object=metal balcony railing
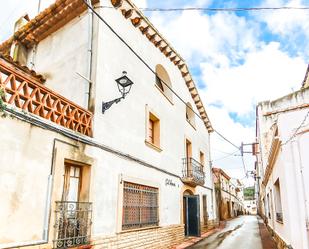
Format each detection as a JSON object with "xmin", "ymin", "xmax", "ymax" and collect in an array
[
  {"xmin": 53, "ymin": 201, "xmax": 92, "ymax": 249},
  {"xmin": 0, "ymin": 57, "xmax": 93, "ymax": 136},
  {"xmin": 181, "ymin": 157, "xmax": 205, "ymax": 186}
]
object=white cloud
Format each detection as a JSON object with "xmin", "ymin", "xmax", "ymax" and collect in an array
[
  {"xmin": 255, "ymin": 0, "xmax": 309, "ymax": 57},
  {"xmin": 257, "ymin": 0, "xmax": 309, "ymax": 37},
  {"xmin": 146, "ymin": 3, "xmax": 308, "ymax": 184},
  {"xmin": 208, "ymin": 105, "xmax": 255, "ymax": 182},
  {"xmin": 150, "ymin": 10, "xmax": 259, "ymax": 66},
  {"xmin": 201, "ymin": 42, "xmax": 307, "ymax": 115}
]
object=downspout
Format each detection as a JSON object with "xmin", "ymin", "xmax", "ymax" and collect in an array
[
  {"xmin": 295, "ymin": 136, "xmax": 309, "ymax": 248},
  {"xmin": 85, "ymin": 0, "xmax": 93, "ymax": 109},
  {"xmin": 30, "ymin": 0, "xmax": 41, "ymax": 70},
  {"xmin": 208, "ymin": 133, "xmax": 216, "ymax": 224},
  {"xmin": 2, "ymin": 138, "xmax": 78, "ymax": 249}
]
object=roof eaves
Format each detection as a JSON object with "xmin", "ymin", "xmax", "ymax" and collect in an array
[
  {"xmin": 0, "ymin": 0, "xmax": 99, "ymax": 55},
  {"xmin": 111, "ymin": 0, "xmax": 213, "ymax": 133}
]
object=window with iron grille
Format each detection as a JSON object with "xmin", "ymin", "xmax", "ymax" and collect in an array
[{"xmin": 122, "ymin": 182, "xmax": 159, "ymax": 230}]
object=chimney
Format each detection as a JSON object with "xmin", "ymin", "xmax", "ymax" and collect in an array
[{"xmin": 10, "ymin": 14, "xmax": 30, "ymax": 65}]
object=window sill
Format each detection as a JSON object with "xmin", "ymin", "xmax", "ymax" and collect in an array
[
  {"xmin": 118, "ymin": 225, "xmax": 161, "ymax": 234},
  {"xmin": 154, "ymin": 84, "xmax": 174, "ymax": 105},
  {"xmin": 186, "ymin": 119, "xmax": 196, "ymax": 130},
  {"xmin": 276, "ymin": 219, "xmax": 283, "ymax": 224},
  {"xmin": 145, "ymin": 140, "xmax": 162, "ymax": 152}
]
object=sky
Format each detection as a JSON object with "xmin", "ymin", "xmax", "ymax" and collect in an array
[{"xmin": 1, "ymin": 0, "xmax": 309, "ymax": 186}]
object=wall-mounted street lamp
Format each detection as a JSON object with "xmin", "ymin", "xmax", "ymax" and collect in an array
[{"xmin": 102, "ymin": 71, "xmax": 133, "ymax": 113}]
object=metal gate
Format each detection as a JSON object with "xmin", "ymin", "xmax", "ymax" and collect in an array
[{"xmin": 184, "ymin": 195, "xmax": 201, "ymax": 237}]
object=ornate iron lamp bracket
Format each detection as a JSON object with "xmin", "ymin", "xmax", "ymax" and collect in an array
[{"xmin": 102, "ymin": 96, "xmax": 124, "ymax": 113}]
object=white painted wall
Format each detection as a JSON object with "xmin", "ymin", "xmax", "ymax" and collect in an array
[
  {"xmin": 26, "ymin": 12, "xmax": 91, "ymax": 109},
  {"xmin": 257, "ymin": 88, "xmax": 309, "ymax": 249},
  {"xmin": 0, "ymin": 0, "xmax": 216, "ymax": 247}
]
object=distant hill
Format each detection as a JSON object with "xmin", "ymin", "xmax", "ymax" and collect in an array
[{"xmin": 244, "ymin": 186, "xmax": 255, "ymax": 200}]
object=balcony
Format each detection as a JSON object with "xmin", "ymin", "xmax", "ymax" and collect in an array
[
  {"xmin": 53, "ymin": 201, "xmax": 92, "ymax": 249},
  {"xmin": 181, "ymin": 157, "xmax": 205, "ymax": 186},
  {"xmin": 0, "ymin": 56, "xmax": 93, "ymax": 136}
]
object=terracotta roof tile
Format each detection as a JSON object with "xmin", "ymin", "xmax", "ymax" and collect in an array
[
  {"xmin": 0, "ymin": 53, "xmax": 45, "ymax": 83},
  {"xmin": 110, "ymin": 0, "xmax": 213, "ymax": 132},
  {"xmin": 0, "ymin": 0, "xmax": 99, "ymax": 55}
]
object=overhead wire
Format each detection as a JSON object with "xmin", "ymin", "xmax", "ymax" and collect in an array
[
  {"xmin": 212, "ymin": 147, "xmax": 240, "ymax": 155},
  {"xmin": 83, "ymin": 0, "xmax": 241, "ymax": 151},
  {"xmin": 97, "ymin": 6, "xmax": 309, "ymax": 12},
  {"xmin": 281, "ymin": 110, "xmax": 309, "ymax": 146},
  {"xmin": 213, "ymin": 130, "xmax": 240, "ymax": 150},
  {"xmin": 0, "ymin": 3, "xmax": 24, "ymax": 33},
  {"xmin": 212, "ymin": 150, "xmax": 240, "ymax": 162}
]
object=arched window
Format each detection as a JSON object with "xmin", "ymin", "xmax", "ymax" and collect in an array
[
  {"xmin": 155, "ymin": 64, "xmax": 173, "ymax": 102},
  {"xmin": 186, "ymin": 102, "xmax": 195, "ymax": 127}
]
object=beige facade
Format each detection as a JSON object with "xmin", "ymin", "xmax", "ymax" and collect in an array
[
  {"xmin": 0, "ymin": 0, "xmax": 217, "ymax": 248},
  {"xmin": 212, "ymin": 168, "xmax": 244, "ymax": 221}
]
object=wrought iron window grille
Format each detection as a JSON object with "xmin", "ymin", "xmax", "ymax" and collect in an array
[{"xmin": 122, "ymin": 182, "xmax": 159, "ymax": 230}]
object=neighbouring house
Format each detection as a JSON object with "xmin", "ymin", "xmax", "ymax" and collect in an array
[
  {"xmin": 244, "ymin": 200, "xmax": 257, "ymax": 215},
  {"xmin": 255, "ymin": 68, "xmax": 309, "ymax": 249},
  {"xmin": 243, "ymin": 186, "xmax": 256, "ymax": 215},
  {"xmin": 0, "ymin": 0, "xmax": 217, "ymax": 249},
  {"xmin": 212, "ymin": 168, "xmax": 245, "ymax": 221}
]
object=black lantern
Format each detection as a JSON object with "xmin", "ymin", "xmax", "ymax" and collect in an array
[
  {"xmin": 115, "ymin": 71, "xmax": 134, "ymax": 98},
  {"xmin": 102, "ymin": 71, "xmax": 134, "ymax": 113}
]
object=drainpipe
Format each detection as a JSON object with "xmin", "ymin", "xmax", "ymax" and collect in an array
[
  {"xmin": 29, "ymin": 0, "xmax": 41, "ymax": 70},
  {"xmin": 85, "ymin": 0, "xmax": 93, "ymax": 109},
  {"xmin": 293, "ymin": 136, "xmax": 309, "ymax": 249},
  {"xmin": 208, "ymin": 133, "xmax": 217, "ymax": 224},
  {"xmin": 2, "ymin": 138, "xmax": 78, "ymax": 249}
]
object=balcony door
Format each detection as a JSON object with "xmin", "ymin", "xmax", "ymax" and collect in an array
[
  {"xmin": 63, "ymin": 164, "xmax": 81, "ymax": 202},
  {"xmin": 54, "ymin": 163, "xmax": 92, "ymax": 249}
]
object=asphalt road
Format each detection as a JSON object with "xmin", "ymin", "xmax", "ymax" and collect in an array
[{"xmin": 189, "ymin": 216, "xmax": 263, "ymax": 249}]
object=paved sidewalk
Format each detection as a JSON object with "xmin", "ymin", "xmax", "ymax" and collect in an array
[
  {"xmin": 257, "ymin": 217, "xmax": 277, "ymax": 249},
  {"xmin": 174, "ymin": 222, "xmax": 226, "ymax": 249}
]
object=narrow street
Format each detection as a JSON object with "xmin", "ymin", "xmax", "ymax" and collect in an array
[{"xmin": 189, "ymin": 216, "xmax": 263, "ymax": 249}]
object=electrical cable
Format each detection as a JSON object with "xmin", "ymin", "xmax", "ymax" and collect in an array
[
  {"xmin": 83, "ymin": 0, "xmax": 241, "ymax": 151},
  {"xmin": 97, "ymin": 5, "xmax": 309, "ymax": 12},
  {"xmin": 0, "ymin": 3, "xmax": 24, "ymax": 33},
  {"xmin": 212, "ymin": 150, "xmax": 240, "ymax": 162},
  {"xmin": 213, "ymin": 130, "xmax": 240, "ymax": 150},
  {"xmin": 281, "ymin": 110, "xmax": 309, "ymax": 145},
  {"xmin": 212, "ymin": 147, "xmax": 240, "ymax": 155}
]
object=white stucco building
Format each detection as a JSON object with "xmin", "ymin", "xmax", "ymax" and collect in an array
[
  {"xmin": 0, "ymin": 0, "xmax": 217, "ymax": 248},
  {"xmin": 255, "ymin": 80, "xmax": 309, "ymax": 249},
  {"xmin": 244, "ymin": 200, "xmax": 257, "ymax": 215}
]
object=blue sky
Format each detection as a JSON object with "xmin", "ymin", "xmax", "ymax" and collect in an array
[
  {"xmin": 1, "ymin": 0, "xmax": 308, "ymax": 184},
  {"xmin": 140, "ymin": 0, "xmax": 309, "ymax": 183}
]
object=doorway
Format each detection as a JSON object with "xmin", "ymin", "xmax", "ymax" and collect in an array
[{"xmin": 183, "ymin": 192, "xmax": 201, "ymax": 237}]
